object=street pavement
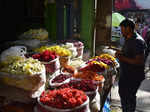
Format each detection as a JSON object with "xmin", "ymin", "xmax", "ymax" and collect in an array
[{"xmin": 110, "ymin": 78, "xmax": 150, "ymax": 112}]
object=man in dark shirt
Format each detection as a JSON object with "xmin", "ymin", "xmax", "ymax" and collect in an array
[{"xmin": 115, "ymin": 19, "xmax": 146, "ymax": 112}]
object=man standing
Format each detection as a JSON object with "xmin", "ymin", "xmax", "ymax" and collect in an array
[{"xmin": 115, "ymin": 19, "xmax": 146, "ymax": 112}]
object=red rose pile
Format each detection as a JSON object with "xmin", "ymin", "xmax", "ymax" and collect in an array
[
  {"xmin": 32, "ymin": 50, "xmax": 58, "ymax": 62},
  {"xmin": 40, "ymin": 88, "xmax": 87, "ymax": 109},
  {"xmin": 52, "ymin": 74, "xmax": 72, "ymax": 83},
  {"xmin": 60, "ymin": 79, "xmax": 97, "ymax": 92}
]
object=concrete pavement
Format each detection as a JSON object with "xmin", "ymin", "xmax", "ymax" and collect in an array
[{"xmin": 110, "ymin": 79, "xmax": 150, "ymax": 112}]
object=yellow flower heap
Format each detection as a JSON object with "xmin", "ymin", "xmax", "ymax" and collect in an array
[
  {"xmin": 23, "ymin": 28, "xmax": 48, "ymax": 41},
  {"xmin": 90, "ymin": 60, "xmax": 109, "ymax": 69},
  {"xmin": 0, "ymin": 56, "xmax": 45, "ymax": 75},
  {"xmin": 88, "ymin": 53, "xmax": 117, "ymax": 70},
  {"xmin": 34, "ymin": 45, "xmax": 72, "ymax": 57}
]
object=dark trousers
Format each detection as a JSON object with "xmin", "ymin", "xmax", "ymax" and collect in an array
[{"xmin": 118, "ymin": 79, "xmax": 142, "ymax": 112}]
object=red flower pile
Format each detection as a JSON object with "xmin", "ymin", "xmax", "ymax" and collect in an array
[
  {"xmin": 60, "ymin": 79, "xmax": 97, "ymax": 92},
  {"xmin": 32, "ymin": 50, "xmax": 58, "ymax": 62},
  {"xmin": 52, "ymin": 74, "xmax": 72, "ymax": 83},
  {"xmin": 40, "ymin": 88, "xmax": 87, "ymax": 109}
]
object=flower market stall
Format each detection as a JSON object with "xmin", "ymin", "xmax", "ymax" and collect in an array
[{"xmin": 0, "ymin": 29, "xmax": 119, "ymax": 112}]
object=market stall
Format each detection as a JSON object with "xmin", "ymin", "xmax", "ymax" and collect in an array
[{"xmin": 0, "ymin": 31, "xmax": 119, "ymax": 112}]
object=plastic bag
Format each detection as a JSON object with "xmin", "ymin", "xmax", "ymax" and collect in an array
[
  {"xmin": 103, "ymin": 98, "xmax": 110, "ymax": 112},
  {"xmin": 0, "ymin": 46, "xmax": 27, "ymax": 62},
  {"xmin": 15, "ymin": 39, "xmax": 41, "ymax": 49},
  {"xmin": 59, "ymin": 56, "xmax": 71, "ymax": 67},
  {"xmin": 0, "ymin": 67, "xmax": 46, "ymax": 98},
  {"xmin": 76, "ymin": 46, "xmax": 84, "ymax": 59},
  {"xmin": 90, "ymin": 91, "xmax": 101, "ymax": 112},
  {"xmin": 61, "ymin": 43, "xmax": 78, "ymax": 58}
]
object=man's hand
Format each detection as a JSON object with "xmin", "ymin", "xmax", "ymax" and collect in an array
[
  {"xmin": 115, "ymin": 51, "xmax": 144, "ymax": 65},
  {"xmin": 115, "ymin": 50, "xmax": 122, "ymax": 59}
]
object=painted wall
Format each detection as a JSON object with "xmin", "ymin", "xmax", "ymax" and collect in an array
[
  {"xmin": 45, "ymin": 0, "xmax": 95, "ymax": 49},
  {"xmin": 80, "ymin": 0, "xmax": 94, "ymax": 49}
]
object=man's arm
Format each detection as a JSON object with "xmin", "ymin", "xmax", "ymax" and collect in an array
[{"xmin": 116, "ymin": 53, "xmax": 144, "ymax": 65}]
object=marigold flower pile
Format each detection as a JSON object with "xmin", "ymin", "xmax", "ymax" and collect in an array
[{"xmin": 73, "ymin": 71, "xmax": 104, "ymax": 82}]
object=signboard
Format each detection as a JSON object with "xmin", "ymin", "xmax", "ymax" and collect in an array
[{"xmin": 115, "ymin": 0, "xmax": 150, "ymax": 11}]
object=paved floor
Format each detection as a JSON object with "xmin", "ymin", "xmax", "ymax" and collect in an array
[{"xmin": 110, "ymin": 78, "xmax": 150, "ymax": 112}]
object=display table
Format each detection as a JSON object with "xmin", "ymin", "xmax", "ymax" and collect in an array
[
  {"xmin": 0, "ymin": 43, "xmax": 119, "ymax": 112},
  {"xmin": 0, "ymin": 69, "xmax": 118, "ymax": 112}
]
